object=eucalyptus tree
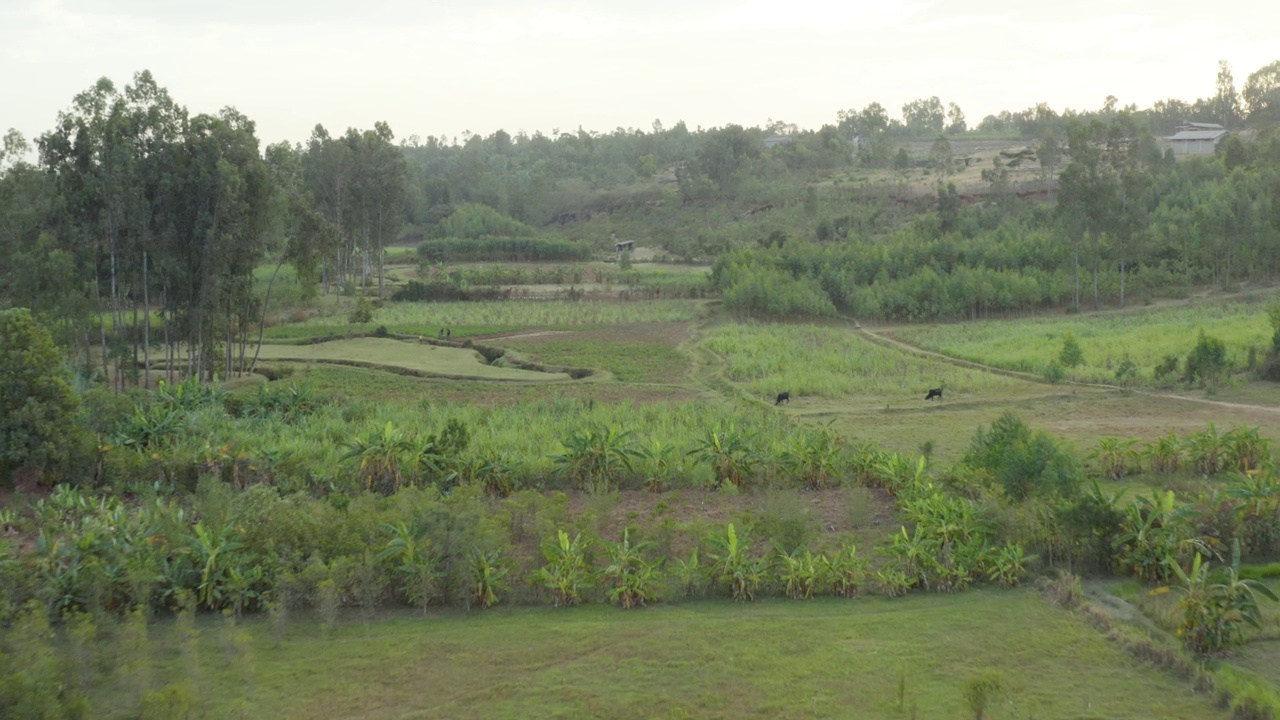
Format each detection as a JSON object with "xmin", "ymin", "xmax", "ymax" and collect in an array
[
  {"xmin": 38, "ymin": 77, "xmax": 132, "ymax": 380},
  {"xmin": 171, "ymin": 108, "xmax": 273, "ymax": 380},
  {"xmin": 1057, "ymin": 114, "xmax": 1161, "ymax": 308},
  {"xmin": 303, "ymin": 124, "xmax": 354, "ymax": 291},
  {"xmin": 1242, "ymin": 60, "xmax": 1280, "ymax": 125},
  {"xmin": 1215, "ymin": 60, "xmax": 1243, "ymax": 128}
]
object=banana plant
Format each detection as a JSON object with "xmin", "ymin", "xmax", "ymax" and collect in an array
[
  {"xmin": 1089, "ymin": 437, "xmax": 1141, "ymax": 480},
  {"xmin": 821, "ymin": 543, "xmax": 868, "ymax": 598},
  {"xmin": 705, "ymin": 523, "xmax": 763, "ymax": 601},
  {"xmin": 1186, "ymin": 423, "xmax": 1226, "ymax": 476},
  {"xmin": 672, "ymin": 547, "xmax": 706, "ymax": 599},
  {"xmin": 531, "ymin": 530, "xmax": 593, "ymax": 607},
  {"xmin": 688, "ymin": 425, "xmax": 757, "ymax": 489},
  {"xmin": 551, "ymin": 425, "xmax": 639, "ymax": 490},
  {"xmin": 376, "ymin": 521, "xmax": 440, "ymax": 608},
  {"xmin": 1144, "ymin": 430, "xmax": 1184, "ymax": 474},
  {"xmin": 466, "ymin": 549, "xmax": 509, "ymax": 610},
  {"xmin": 602, "ymin": 529, "xmax": 661, "ymax": 609},
  {"xmin": 986, "ymin": 543, "xmax": 1036, "ymax": 588},
  {"xmin": 1227, "ymin": 468, "xmax": 1280, "ymax": 518},
  {"xmin": 773, "ymin": 543, "xmax": 821, "ymax": 600},
  {"xmin": 191, "ymin": 521, "xmax": 243, "ymax": 610},
  {"xmin": 1223, "ymin": 425, "xmax": 1269, "ymax": 474},
  {"xmin": 461, "ymin": 455, "xmax": 516, "ymax": 498},
  {"xmin": 1159, "ymin": 552, "xmax": 1279, "ymax": 655},
  {"xmin": 341, "ymin": 421, "xmax": 417, "ymax": 494},
  {"xmin": 780, "ymin": 427, "xmax": 843, "ymax": 490},
  {"xmin": 636, "ymin": 438, "xmax": 677, "ymax": 493}
]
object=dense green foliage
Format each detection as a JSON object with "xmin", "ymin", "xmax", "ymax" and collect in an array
[
  {"xmin": 417, "ymin": 235, "xmax": 592, "ymax": 263},
  {"xmin": 0, "ymin": 308, "xmax": 80, "ymax": 481}
]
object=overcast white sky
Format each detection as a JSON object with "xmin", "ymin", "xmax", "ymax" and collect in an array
[{"xmin": 3, "ymin": 0, "xmax": 1278, "ymax": 147}]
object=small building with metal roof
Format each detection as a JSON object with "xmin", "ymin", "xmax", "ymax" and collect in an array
[{"xmin": 1166, "ymin": 128, "xmax": 1228, "ymax": 156}]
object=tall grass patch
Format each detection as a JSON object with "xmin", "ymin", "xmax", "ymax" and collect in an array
[
  {"xmin": 283, "ymin": 299, "xmax": 704, "ymax": 334},
  {"xmin": 895, "ymin": 300, "xmax": 1273, "ymax": 385},
  {"xmin": 704, "ymin": 323, "xmax": 1026, "ymax": 398}
]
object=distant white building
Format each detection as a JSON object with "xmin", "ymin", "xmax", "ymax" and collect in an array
[{"xmin": 1166, "ymin": 122, "xmax": 1228, "ymax": 156}]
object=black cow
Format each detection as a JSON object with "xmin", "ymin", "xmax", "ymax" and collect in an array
[
  {"xmin": 925, "ymin": 388, "xmax": 943, "ymax": 401},
  {"xmin": 775, "ymin": 391, "xmax": 791, "ymax": 405}
]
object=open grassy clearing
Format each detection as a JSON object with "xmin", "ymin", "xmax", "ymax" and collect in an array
[
  {"xmin": 499, "ymin": 322, "xmax": 693, "ymax": 384},
  {"xmin": 815, "ymin": 384, "xmax": 1280, "ymax": 465},
  {"xmin": 703, "ymin": 322, "xmax": 1034, "ymax": 402},
  {"xmin": 250, "ymin": 338, "xmax": 572, "ymax": 381},
  {"xmin": 90, "ymin": 591, "xmax": 1230, "ymax": 720},
  {"xmin": 890, "ymin": 298, "xmax": 1276, "ymax": 385}
]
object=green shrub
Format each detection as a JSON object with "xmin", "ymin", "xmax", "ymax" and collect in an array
[
  {"xmin": 1185, "ymin": 330, "xmax": 1228, "ymax": 386},
  {"xmin": 349, "ymin": 297, "xmax": 374, "ymax": 325},
  {"xmin": 0, "ymin": 307, "xmax": 82, "ymax": 482},
  {"xmin": 1042, "ymin": 360, "xmax": 1066, "ymax": 383},
  {"xmin": 435, "ymin": 203, "xmax": 534, "ymax": 239},
  {"xmin": 1154, "ymin": 353, "xmax": 1181, "ymax": 380},
  {"xmin": 1058, "ymin": 331, "xmax": 1084, "ymax": 368},
  {"xmin": 963, "ymin": 412, "xmax": 1082, "ymax": 501}
]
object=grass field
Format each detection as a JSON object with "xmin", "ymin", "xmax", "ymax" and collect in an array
[
  {"xmin": 500, "ymin": 323, "xmax": 693, "ymax": 384},
  {"xmin": 891, "ymin": 297, "xmax": 1276, "ymax": 385},
  {"xmin": 288, "ymin": 364, "xmax": 699, "ymax": 406},
  {"xmin": 251, "ymin": 338, "xmax": 572, "ymax": 381},
  {"xmin": 703, "ymin": 322, "xmax": 1031, "ymax": 402},
  {"xmin": 92, "ymin": 591, "xmax": 1230, "ymax": 720},
  {"xmin": 292, "ymin": 299, "xmax": 706, "ymax": 332},
  {"xmin": 25, "ymin": 287, "xmax": 1280, "ymax": 717}
]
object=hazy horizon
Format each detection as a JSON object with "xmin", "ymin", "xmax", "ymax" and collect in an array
[{"xmin": 3, "ymin": 0, "xmax": 1278, "ymax": 148}]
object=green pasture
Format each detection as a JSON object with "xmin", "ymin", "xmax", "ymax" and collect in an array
[
  {"xmin": 250, "ymin": 339, "xmax": 570, "ymax": 381},
  {"xmin": 286, "ymin": 364, "xmax": 696, "ymax": 406},
  {"xmin": 892, "ymin": 300, "xmax": 1275, "ymax": 385},
  {"xmin": 289, "ymin": 299, "xmax": 706, "ymax": 332},
  {"xmin": 89, "ymin": 591, "xmax": 1229, "ymax": 720},
  {"xmin": 502, "ymin": 328, "xmax": 691, "ymax": 384},
  {"xmin": 822, "ymin": 385, "xmax": 1280, "ymax": 466},
  {"xmin": 703, "ymin": 322, "xmax": 1030, "ymax": 401},
  {"xmin": 261, "ymin": 322, "xmax": 523, "ymax": 342}
]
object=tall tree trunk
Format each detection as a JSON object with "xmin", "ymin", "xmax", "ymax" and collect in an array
[
  {"xmin": 249, "ymin": 258, "xmax": 286, "ymax": 375},
  {"xmin": 225, "ymin": 295, "xmax": 234, "ymax": 381},
  {"xmin": 143, "ymin": 249, "xmax": 151, "ymax": 389},
  {"xmin": 376, "ymin": 208, "xmax": 385, "ymax": 298},
  {"xmin": 1073, "ymin": 243, "xmax": 1081, "ymax": 310},
  {"xmin": 96, "ymin": 280, "xmax": 110, "ymax": 386},
  {"xmin": 1119, "ymin": 259, "xmax": 1126, "ymax": 308}
]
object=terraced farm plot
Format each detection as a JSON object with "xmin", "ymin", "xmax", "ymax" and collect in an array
[
  {"xmin": 103, "ymin": 591, "xmax": 1231, "ymax": 720},
  {"xmin": 253, "ymin": 338, "xmax": 570, "ymax": 381},
  {"xmin": 499, "ymin": 322, "xmax": 693, "ymax": 384},
  {"xmin": 703, "ymin": 322, "xmax": 1032, "ymax": 404},
  {"xmin": 891, "ymin": 298, "xmax": 1275, "ymax": 385},
  {"xmin": 289, "ymin": 298, "xmax": 705, "ymax": 331}
]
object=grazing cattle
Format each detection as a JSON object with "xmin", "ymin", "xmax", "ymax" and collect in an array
[
  {"xmin": 925, "ymin": 388, "xmax": 943, "ymax": 401},
  {"xmin": 775, "ymin": 391, "xmax": 791, "ymax": 405}
]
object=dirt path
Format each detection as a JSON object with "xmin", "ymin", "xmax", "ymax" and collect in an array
[{"xmin": 854, "ymin": 322, "xmax": 1280, "ymax": 419}]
